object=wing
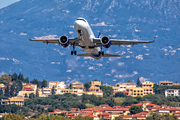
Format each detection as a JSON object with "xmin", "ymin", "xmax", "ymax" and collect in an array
[
  {"xmin": 93, "ymin": 36, "xmax": 156, "ymax": 46},
  {"xmin": 29, "ymin": 38, "xmax": 79, "ymax": 45}
]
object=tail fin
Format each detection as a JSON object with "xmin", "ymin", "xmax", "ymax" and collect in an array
[{"xmin": 98, "ymin": 32, "xmax": 103, "ymax": 38}]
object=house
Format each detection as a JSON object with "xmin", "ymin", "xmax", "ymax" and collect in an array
[
  {"xmin": 42, "ymin": 87, "xmax": 51, "ymax": 95},
  {"xmin": 48, "ymin": 81, "xmax": 59, "ymax": 88},
  {"xmin": 56, "ymin": 81, "xmax": 66, "ymax": 89},
  {"xmin": 159, "ymin": 81, "xmax": 173, "ymax": 86},
  {"xmin": 1, "ymin": 97, "xmax": 25, "ymax": 106},
  {"xmin": 87, "ymin": 86, "xmax": 103, "ymax": 97},
  {"xmin": 91, "ymin": 81, "xmax": 102, "ymax": 87},
  {"xmin": 143, "ymin": 87, "xmax": 154, "ymax": 95},
  {"xmin": 126, "ymin": 87, "xmax": 144, "ymax": 97},
  {"xmin": 23, "ymin": 83, "xmax": 37, "ymax": 91},
  {"xmin": 116, "ymin": 83, "xmax": 136, "ymax": 91},
  {"xmin": 165, "ymin": 89, "xmax": 180, "ymax": 97},
  {"xmin": 71, "ymin": 81, "xmax": 84, "ymax": 90},
  {"xmin": 142, "ymin": 81, "xmax": 154, "ymax": 88}
]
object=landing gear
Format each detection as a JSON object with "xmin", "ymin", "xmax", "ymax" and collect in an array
[
  {"xmin": 98, "ymin": 51, "xmax": 104, "ymax": 56},
  {"xmin": 71, "ymin": 42, "xmax": 77, "ymax": 55},
  {"xmin": 99, "ymin": 45, "xmax": 104, "ymax": 56}
]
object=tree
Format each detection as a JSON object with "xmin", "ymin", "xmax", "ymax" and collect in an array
[
  {"xmin": 127, "ymin": 80, "xmax": 131, "ymax": 83},
  {"xmin": 84, "ymin": 81, "xmax": 91, "ymax": 91},
  {"xmin": 0, "ymin": 88, "xmax": 3, "ymax": 95},
  {"xmin": 136, "ymin": 78, "xmax": 141, "ymax": 87},
  {"xmin": 36, "ymin": 88, "xmax": 39, "ymax": 97},
  {"xmin": 41, "ymin": 79, "xmax": 47, "ymax": 88},
  {"xmin": 115, "ymin": 116, "xmax": 123, "ymax": 120},
  {"xmin": 11, "ymin": 72, "xmax": 18, "ymax": 81},
  {"xmin": 4, "ymin": 84, "xmax": 10, "ymax": 97},
  {"xmin": 51, "ymin": 85, "xmax": 55, "ymax": 95},
  {"xmin": 18, "ymin": 72, "xmax": 24, "ymax": 81},
  {"xmin": 129, "ymin": 105, "xmax": 142, "ymax": 114},
  {"xmin": 25, "ymin": 93, "xmax": 28, "ymax": 98},
  {"xmin": 100, "ymin": 85, "xmax": 113, "ymax": 98},
  {"xmin": 0, "ymin": 74, "xmax": 12, "ymax": 85},
  {"xmin": 10, "ymin": 83, "xmax": 15, "ymax": 97},
  {"xmin": 107, "ymin": 97, "xmax": 116, "ymax": 107},
  {"xmin": 29, "ymin": 93, "xmax": 35, "ymax": 99},
  {"xmin": 114, "ymin": 92, "xmax": 126, "ymax": 97},
  {"xmin": 31, "ymin": 79, "xmax": 41, "ymax": 88}
]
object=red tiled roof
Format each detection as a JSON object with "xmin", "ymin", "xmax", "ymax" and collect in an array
[
  {"xmin": 65, "ymin": 113, "xmax": 74, "ymax": 116},
  {"xmin": 81, "ymin": 108, "xmax": 94, "ymax": 111},
  {"xmin": 101, "ymin": 104, "xmax": 109, "ymax": 106},
  {"xmin": 22, "ymin": 87, "xmax": 34, "ymax": 91},
  {"xmin": 146, "ymin": 103, "xmax": 160, "ymax": 107},
  {"xmin": 48, "ymin": 112, "xmax": 56, "ymax": 114},
  {"xmin": 98, "ymin": 113, "xmax": 111, "ymax": 116},
  {"xmin": 143, "ymin": 101, "xmax": 151, "ymax": 103},
  {"xmin": 169, "ymin": 108, "xmax": 180, "ymax": 111},
  {"xmin": 121, "ymin": 91, "xmax": 129, "ymax": 94},
  {"xmin": 133, "ymin": 103, "xmax": 143, "ymax": 106},
  {"xmin": 113, "ymin": 108, "xmax": 129, "ymax": 111},
  {"xmin": 157, "ymin": 108, "xmax": 170, "ymax": 111},
  {"xmin": 27, "ymin": 83, "xmax": 35, "ymax": 85},
  {"xmin": 125, "ymin": 106, "xmax": 131, "ymax": 108},
  {"xmin": 174, "ymin": 112, "xmax": 180, "ymax": 115},
  {"xmin": 54, "ymin": 109, "xmax": 62, "ymax": 112},
  {"xmin": 49, "ymin": 81, "xmax": 59, "ymax": 83}
]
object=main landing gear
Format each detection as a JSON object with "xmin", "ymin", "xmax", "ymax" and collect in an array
[
  {"xmin": 71, "ymin": 43, "xmax": 77, "ymax": 55},
  {"xmin": 98, "ymin": 46, "xmax": 104, "ymax": 56}
]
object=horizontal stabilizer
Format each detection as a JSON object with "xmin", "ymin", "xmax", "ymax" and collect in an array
[
  {"xmin": 77, "ymin": 54, "xmax": 91, "ymax": 57},
  {"xmin": 103, "ymin": 54, "xmax": 121, "ymax": 57}
]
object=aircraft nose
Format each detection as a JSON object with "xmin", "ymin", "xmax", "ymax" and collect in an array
[{"xmin": 74, "ymin": 20, "xmax": 83, "ymax": 28}]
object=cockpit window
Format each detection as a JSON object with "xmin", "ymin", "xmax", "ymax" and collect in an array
[{"xmin": 76, "ymin": 18, "xmax": 86, "ymax": 22}]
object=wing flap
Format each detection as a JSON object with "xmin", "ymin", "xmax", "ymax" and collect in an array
[
  {"xmin": 77, "ymin": 54, "xmax": 91, "ymax": 57},
  {"xmin": 102, "ymin": 54, "xmax": 121, "ymax": 57},
  {"xmin": 93, "ymin": 36, "xmax": 155, "ymax": 46},
  {"xmin": 29, "ymin": 38, "xmax": 79, "ymax": 44}
]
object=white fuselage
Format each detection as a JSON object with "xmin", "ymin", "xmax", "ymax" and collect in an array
[{"xmin": 74, "ymin": 18, "xmax": 101, "ymax": 59}]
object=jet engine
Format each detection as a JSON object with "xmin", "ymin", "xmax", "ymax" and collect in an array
[
  {"xmin": 59, "ymin": 35, "xmax": 69, "ymax": 48},
  {"xmin": 100, "ymin": 36, "xmax": 111, "ymax": 48}
]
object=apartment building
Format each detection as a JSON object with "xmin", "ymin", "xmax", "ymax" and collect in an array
[
  {"xmin": 165, "ymin": 89, "xmax": 180, "ymax": 97},
  {"xmin": 71, "ymin": 81, "xmax": 84, "ymax": 90},
  {"xmin": 126, "ymin": 87, "xmax": 154, "ymax": 97},
  {"xmin": 116, "ymin": 83, "xmax": 136, "ymax": 91},
  {"xmin": 48, "ymin": 81, "xmax": 59, "ymax": 88},
  {"xmin": 143, "ymin": 87, "xmax": 154, "ymax": 95},
  {"xmin": 87, "ymin": 86, "xmax": 103, "ymax": 97},
  {"xmin": 56, "ymin": 81, "xmax": 66, "ymax": 89},
  {"xmin": 142, "ymin": 81, "xmax": 154, "ymax": 88},
  {"xmin": 126, "ymin": 87, "xmax": 144, "ymax": 97},
  {"xmin": 91, "ymin": 81, "xmax": 102, "ymax": 87},
  {"xmin": 1, "ymin": 97, "xmax": 25, "ymax": 106}
]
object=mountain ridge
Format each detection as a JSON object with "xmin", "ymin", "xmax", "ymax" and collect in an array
[{"xmin": 0, "ymin": 0, "xmax": 179, "ymax": 85}]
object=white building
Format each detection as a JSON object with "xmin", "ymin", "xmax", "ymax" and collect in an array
[
  {"xmin": 165, "ymin": 89, "xmax": 180, "ymax": 97},
  {"xmin": 116, "ymin": 83, "xmax": 136, "ymax": 91},
  {"xmin": 56, "ymin": 82, "xmax": 66, "ymax": 89}
]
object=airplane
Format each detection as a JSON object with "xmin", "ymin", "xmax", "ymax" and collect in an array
[{"xmin": 29, "ymin": 17, "xmax": 155, "ymax": 59}]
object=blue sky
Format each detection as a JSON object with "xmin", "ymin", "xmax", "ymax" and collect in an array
[{"xmin": 0, "ymin": 0, "xmax": 20, "ymax": 9}]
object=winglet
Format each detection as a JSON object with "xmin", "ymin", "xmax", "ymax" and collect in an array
[
  {"xmin": 28, "ymin": 34, "xmax": 32, "ymax": 41},
  {"xmin": 153, "ymin": 35, "xmax": 157, "ymax": 42}
]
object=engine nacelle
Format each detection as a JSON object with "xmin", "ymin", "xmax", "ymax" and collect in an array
[
  {"xmin": 59, "ymin": 35, "xmax": 69, "ymax": 48},
  {"xmin": 100, "ymin": 36, "xmax": 111, "ymax": 48}
]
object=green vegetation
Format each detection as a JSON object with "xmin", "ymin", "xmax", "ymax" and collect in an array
[
  {"xmin": 129, "ymin": 105, "xmax": 143, "ymax": 114},
  {"xmin": 146, "ymin": 112, "xmax": 178, "ymax": 120}
]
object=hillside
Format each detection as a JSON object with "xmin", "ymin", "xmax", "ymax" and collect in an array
[{"xmin": 0, "ymin": 0, "xmax": 180, "ymax": 85}]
